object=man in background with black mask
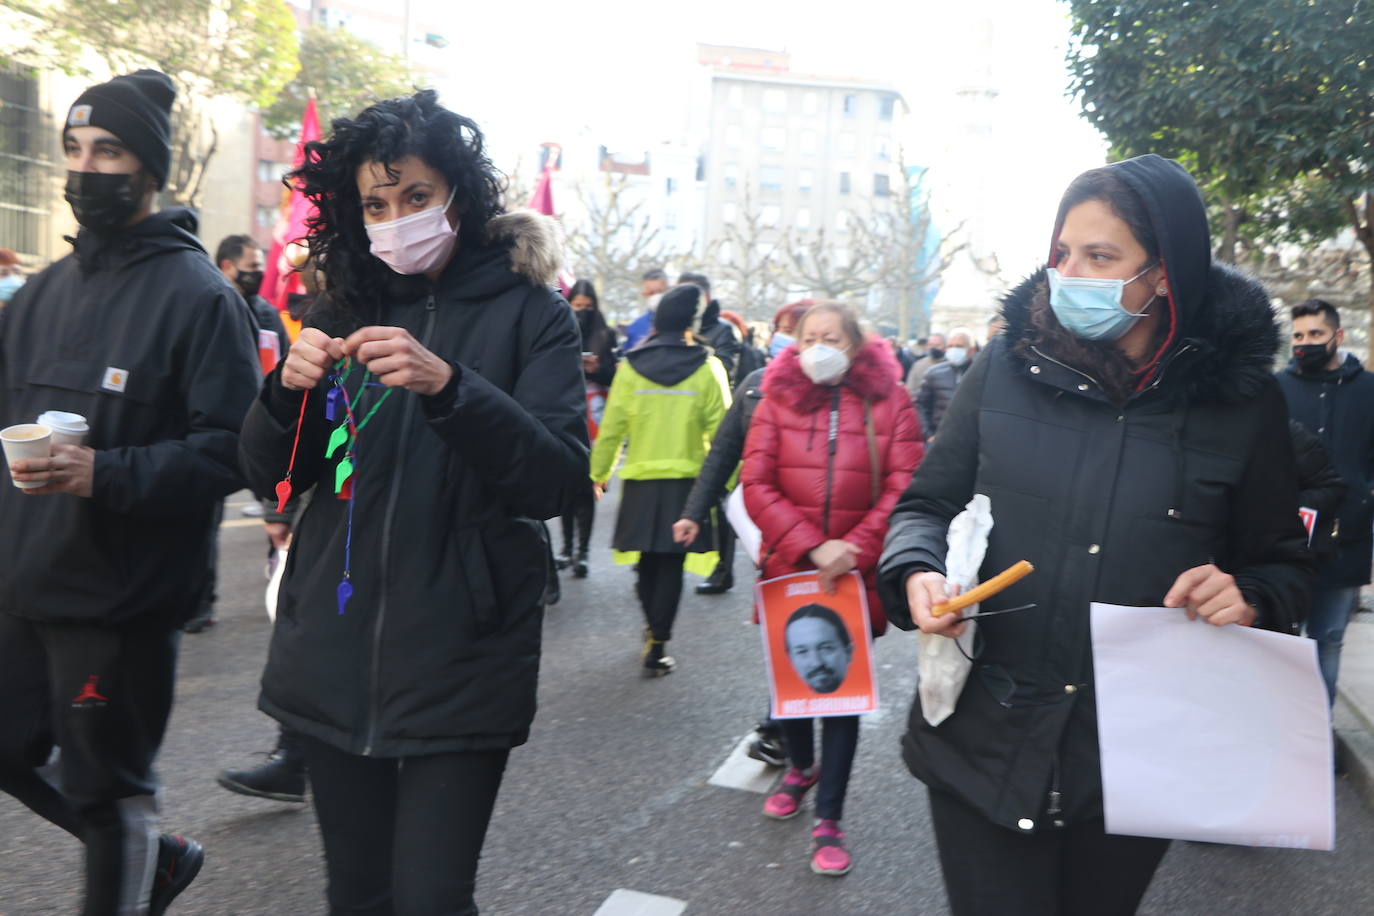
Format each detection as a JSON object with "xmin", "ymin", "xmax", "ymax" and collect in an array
[
  {"xmin": 1277, "ymin": 298, "xmax": 1374, "ymax": 706},
  {"xmin": 217, "ymin": 233, "xmax": 291, "ymax": 362},
  {"xmin": 0, "ymin": 69, "xmax": 260, "ymax": 913}
]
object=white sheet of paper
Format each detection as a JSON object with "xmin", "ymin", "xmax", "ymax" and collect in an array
[
  {"xmin": 726, "ymin": 486, "xmax": 762, "ymax": 566},
  {"xmin": 1091, "ymin": 603, "xmax": 1333, "ymax": 850}
]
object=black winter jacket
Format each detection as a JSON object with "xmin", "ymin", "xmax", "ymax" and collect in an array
[
  {"xmin": 699, "ymin": 299, "xmax": 744, "ymax": 386},
  {"xmin": 1289, "ymin": 419, "xmax": 1345, "ymax": 563},
  {"xmin": 877, "ymin": 155, "xmax": 1313, "ymax": 835},
  {"xmin": 915, "ymin": 358, "xmax": 971, "ymax": 438},
  {"xmin": 681, "ymin": 367, "xmax": 766, "ymax": 523},
  {"xmin": 1277, "ymin": 353, "xmax": 1374, "ymax": 586},
  {"xmin": 0, "ymin": 209, "xmax": 260, "ymax": 625},
  {"xmin": 239, "ymin": 212, "xmax": 588, "ymax": 757}
]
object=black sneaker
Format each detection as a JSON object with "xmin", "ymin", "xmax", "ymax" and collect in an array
[
  {"xmin": 695, "ymin": 566, "xmax": 733, "ymax": 595},
  {"xmin": 149, "ymin": 834, "xmax": 204, "ymax": 915},
  {"xmin": 641, "ymin": 637, "xmax": 677, "ymax": 677},
  {"xmin": 747, "ymin": 725, "xmax": 787, "ymax": 768},
  {"xmin": 216, "ymin": 750, "xmax": 307, "ymax": 803},
  {"xmin": 572, "ymin": 551, "xmax": 589, "ymax": 579},
  {"xmin": 182, "ymin": 612, "xmax": 215, "ymax": 634}
]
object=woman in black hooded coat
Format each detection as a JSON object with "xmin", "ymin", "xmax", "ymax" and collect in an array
[{"xmin": 877, "ymin": 155, "xmax": 1313, "ymax": 915}]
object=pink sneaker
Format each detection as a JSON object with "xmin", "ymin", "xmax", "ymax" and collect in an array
[
  {"xmin": 763, "ymin": 767, "xmax": 818, "ymax": 819},
  {"xmin": 811, "ymin": 819, "xmax": 852, "ymax": 876}
]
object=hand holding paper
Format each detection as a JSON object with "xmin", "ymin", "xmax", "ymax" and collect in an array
[{"xmin": 1162, "ymin": 563, "xmax": 1255, "ymax": 627}]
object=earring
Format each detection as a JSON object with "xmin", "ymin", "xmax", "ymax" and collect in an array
[{"xmin": 1156, "ymin": 286, "xmax": 1167, "ymax": 296}]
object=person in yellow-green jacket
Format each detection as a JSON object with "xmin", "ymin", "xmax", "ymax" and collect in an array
[{"xmin": 591, "ymin": 283, "xmax": 731, "ymax": 676}]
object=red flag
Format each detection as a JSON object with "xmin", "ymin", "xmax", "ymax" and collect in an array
[
  {"xmin": 527, "ymin": 142, "xmax": 574, "ymax": 295},
  {"xmin": 262, "ymin": 97, "xmax": 322, "ymax": 338}
]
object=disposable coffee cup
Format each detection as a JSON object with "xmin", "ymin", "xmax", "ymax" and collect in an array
[
  {"xmin": 1, "ymin": 423, "xmax": 52, "ymax": 489},
  {"xmin": 37, "ymin": 411, "xmax": 88, "ymax": 447}
]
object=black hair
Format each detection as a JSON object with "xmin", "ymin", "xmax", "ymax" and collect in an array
[
  {"xmin": 785, "ymin": 603, "xmax": 852, "ymax": 648},
  {"xmin": 214, "ymin": 233, "xmax": 259, "ymax": 268},
  {"xmin": 1292, "ymin": 298, "xmax": 1340, "ymax": 330},
  {"xmin": 287, "ymin": 89, "xmax": 505, "ymax": 326},
  {"xmin": 678, "ymin": 271, "xmax": 711, "ymax": 295},
  {"xmin": 568, "ymin": 277, "xmax": 609, "ymax": 341},
  {"xmin": 567, "ymin": 278, "xmax": 599, "ymax": 311},
  {"xmin": 642, "ymin": 267, "xmax": 667, "ymax": 282},
  {"xmin": 1054, "ymin": 167, "xmax": 1160, "ymax": 268}
]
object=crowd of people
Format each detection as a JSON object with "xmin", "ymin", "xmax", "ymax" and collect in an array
[{"xmin": 0, "ymin": 70, "xmax": 1366, "ymax": 916}]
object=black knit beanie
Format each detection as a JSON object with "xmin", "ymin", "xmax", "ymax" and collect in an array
[
  {"xmin": 654, "ymin": 284, "xmax": 708, "ymax": 335},
  {"xmin": 64, "ymin": 70, "xmax": 176, "ymax": 188}
]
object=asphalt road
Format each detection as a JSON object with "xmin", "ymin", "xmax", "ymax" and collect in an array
[{"xmin": 2, "ymin": 491, "xmax": 1372, "ymax": 915}]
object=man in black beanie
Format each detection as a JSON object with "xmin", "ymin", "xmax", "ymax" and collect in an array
[{"xmin": 0, "ymin": 69, "xmax": 261, "ymax": 914}]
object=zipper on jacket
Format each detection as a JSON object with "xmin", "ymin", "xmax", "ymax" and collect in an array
[
  {"xmin": 822, "ymin": 388, "xmax": 840, "ymax": 534},
  {"xmin": 363, "ymin": 294, "xmax": 438, "ymax": 755},
  {"xmin": 1028, "ymin": 345, "xmax": 1104, "ymax": 391}
]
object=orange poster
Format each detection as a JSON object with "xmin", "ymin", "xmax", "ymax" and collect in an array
[{"xmin": 756, "ymin": 570, "xmax": 878, "ymax": 719}]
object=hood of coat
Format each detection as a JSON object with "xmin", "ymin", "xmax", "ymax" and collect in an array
[
  {"xmin": 626, "ymin": 334, "xmax": 709, "ymax": 386},
  {"xmin": 1283, "ymin": 349, "xmax": 1365, "ymax": 383},
  {"xmin": 763, "ymin": 335, "xmax": 904, "ymax": 411},
  {"xmin": 71, "ymin": 206, "xmax": 205, "ymax": 270},
  {"xmin": 1000, "ymin": 259, "xmax": 1279, "ymax": 405},
  {"xmin": 701, "ymin": 296, "xmax": 723, "ymax": 330}
]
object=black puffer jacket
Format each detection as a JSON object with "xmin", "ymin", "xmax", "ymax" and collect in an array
[
  {"xmin": 239, "ymin": 211, "xmax": 588, "ymax": 757},
  {"xmin": 1289, "ymin": 419, "xmax": 1345, "ymax": 563},
  {"xmin": 681, "ymin": 367, "xmax": 766, "ymax": 523},
  {"xmin": 1277, "ymin": 353, "xmax": 1374, "ymax": 586},
  {"xmin": 877, "ymin": 155, "xmax": 1313, "ymax": 835},
  {"xmin": 0, "ymin": 209, "xmax": 259, "ymax": 626},
  {"xmin": 915, "ymin": 358, "xmax": 971, "ymax": 438},
  {"xmin": 699, "ymin": 299, "xmax": 744, "ymax": 386}
]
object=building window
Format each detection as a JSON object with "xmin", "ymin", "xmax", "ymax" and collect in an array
[
  {"xmin": 723, "ymin": 162, "xmax": 739, "ymax": 190},
  {"xmin": 762, "ymin": 127, "xmax": 786, "ymax": 152},
  {"xmin": 879, "ymin": 96, "xmax": 896, "ymax": 121},
  {"xmin": 257, "ymin": 159, "xmax": 281, "ymax": 183},
  {"xmin": 728, "ymin": 85, "xmax": 743, "ymax": 108},
  {"xmin": 798, "ymin": 169, "xmax": 814, "ymax": 192},
  {"xmin": 803, "ymin": 92, "xmax": 818, "ymax": 115},
  {"xmin": 761, "ymin": 204, "xmax": 780, "ymax": 227},
  {"xmin": 874, "ymin": 173, "xmax": 891, "ymax": 196},
  {"xmin": 763, "ymin": 89, "xmax": 787, "ymax": 113},
  {"xmin": 256, "ymin": 205, "xmax": 277, "ymax": 228},
  {"xmin": 760, "ymin": 166, "xmax": 784, "ymax": 190},
  {"xmin": 839, "ymin": 133, "xmax": 857, "ymax": 157},
  {"xmin": 722, "ymin": 202, "xmax": 738, "ymax": 223},
  {"xmin": 835, "ymin": 212, "xmax": 848, "ymax": 234},
  {"xmin": 725, "ymin": 125, "xmax": 742, "ymax": 149},
  {"xmin": 666, "ymin": 176, "xmax": 678, "ymax": 196},
  {"xmin": 664, "ymin": 209, "xmax": 678, "ymax": 230},
  {"xmin": 800, "ymin": 130, "xmax": 818, "ymax": 154},
  {"xmin": 876, "ymin": 137, "xmax": 892, "ymax": 161},
  {"xmin": 843, "ymin": 94, "xmax": 857, "ymax": 117},
  {"xmin": 839, "ymin": 172, "xmax": 851, "ymax": 195},
  {"xmin": 796, "ymin": 207, "xmax": 812, "ymax": 229}
]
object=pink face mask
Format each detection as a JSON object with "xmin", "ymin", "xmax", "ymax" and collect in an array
[{"xmin": 365, "ymin": 187, "xmax": 458, "ymax": 275}]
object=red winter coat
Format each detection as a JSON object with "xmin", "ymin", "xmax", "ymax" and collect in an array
[{"xmin": 742, "ymin": 338, "xmax": 924, "ymax": 634}]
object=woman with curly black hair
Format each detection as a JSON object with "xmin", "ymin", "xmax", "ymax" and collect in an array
[{"xmin": 237, "ymin": 90, "xmax": 588, "ymax": 915}]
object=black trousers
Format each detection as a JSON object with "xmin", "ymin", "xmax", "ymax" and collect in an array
[
  {"xmin": 637, "ymin": 552, "xmax": 685, "ymax": 641},
  {"xmin": 778, "ymin": 715, "xmax": 860, "ymax": 821},
  {"xmin": 927, "ymin": 788, "xmax": 1170, "ymax": 916},
  {"xmin": 711, "ymin": 501, "xmax": 735, "ymax": 577},
  {"xmin": 559, "ymin": 491, "xmax": 595, "ymax": 556},
  {"xmin": 302, "ymin": 735, "xmax": 510, "ymax": 916},
  {"xmin": 0, "ymin": 613, "xmax": 178, "ymax": 915}
]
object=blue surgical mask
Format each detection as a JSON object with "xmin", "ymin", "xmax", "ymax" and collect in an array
[
  {"xmin": 770, "ymin": 332, "xmax": 795, "ymax": 358},
  {"xmin": 1047, "ymin": 265, "xmax": 1156, "ymax": 341},
  {"xmin": 0, "ymin": 274, "xmax": 23, "ymax": 304}
]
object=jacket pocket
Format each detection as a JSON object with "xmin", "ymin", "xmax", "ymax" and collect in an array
[{"xmin": 457, "ymin": 527, "xmax": 500, "ymax": 636}]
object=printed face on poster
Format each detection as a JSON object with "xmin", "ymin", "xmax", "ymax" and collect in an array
[{"xmin": 757, "ymin": 570, "xmax": 878, "ymax": 719}]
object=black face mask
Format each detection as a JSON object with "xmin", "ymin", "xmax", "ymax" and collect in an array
[
  {"xmin": 235, "ymin": 270, "xmax": 264, "ymax": 299},
  {"xmin": 1295, "ymin": 341, "xmax": 1335, "ymax": 373},
  {"xmin": 65, "ymin": 170, "xmax": 145, "ymax": 233},
  {"xmin": 928, "ymin": 347, "xmax": 946, "ymax": 360}
]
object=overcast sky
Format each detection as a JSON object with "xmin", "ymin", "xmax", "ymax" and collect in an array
[{"xmin": 422, "ymin": 0, "xmax": 1108, "ymax": 276}]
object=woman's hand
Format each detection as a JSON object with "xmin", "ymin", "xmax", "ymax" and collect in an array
[
  {"xmin": 810, "ymin": 539, "xmax": 860, "ymax": 594},
  {"xmin": 1163, "ymin": 563, "xmax": 1256, "ymax": 627},
  {"xmin": 282, "ymin": 327, "xmax": 346, "ymax": 391},
  {"xmin": 905, "ymin": 571, "xmax": 968, "ymax": 637},
  {"xmin": 581, "ymin": 353, "xmax": 600, "ymax": 374},
  {"xmin": 672, "ymin": 518, "xmax": 700, "ymax": 546},
  {"xmin": 344, "ymin": 326, "xmax": 453, "ymax": 396}
]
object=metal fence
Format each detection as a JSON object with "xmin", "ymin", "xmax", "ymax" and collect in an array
[{"xmin": 1, "ymin": 65, "xmax": 57, "ymax": 261}]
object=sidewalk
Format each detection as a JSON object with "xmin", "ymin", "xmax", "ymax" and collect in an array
[{"xmin": 1334, "ymin": 602, "xmax": 1374, "ymax": 812}]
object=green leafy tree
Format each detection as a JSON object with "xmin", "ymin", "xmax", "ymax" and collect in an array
[
  {"xmin": 1064, "ymin": 0, "xmax": 1374, "ymax": 347},
  {"xmin": 2, "ymin": 0, "xmax": 299, "ymax": 207},
  {"xmin": 262, "ymin": 25, "xmax": 422, "ymax": 141}
]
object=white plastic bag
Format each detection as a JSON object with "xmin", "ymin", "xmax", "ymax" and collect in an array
[
  {"xmin": 918, "ymin": 494, "xmax": 993, "ymax": 726},
  {"xmin": 265, "ymin": 547, "xmax": 288, "ymax": 622}
]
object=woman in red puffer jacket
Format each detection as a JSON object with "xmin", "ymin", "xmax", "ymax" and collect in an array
[{"xmin": 740, "ymin": 301, "xmax": 923, "ymax": 877}]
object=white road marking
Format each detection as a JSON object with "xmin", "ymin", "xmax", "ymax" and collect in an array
[
  {"xmin": 593, "ymin": 889, "xmax": 688, "ymax": 916},
  {"xmin": 707, "ymin": 733, "xmax": 778, "ymax": 794}
]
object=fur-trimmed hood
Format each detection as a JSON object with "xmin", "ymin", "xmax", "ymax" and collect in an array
[
  {"xmin": 999, "ymin": 261, "xmax": 1280, "ymax": 405},
  {"xmin": 485, "ymin": 209, "xmax": 563, "ymax": 287},
  {"xmin": 763, "ymin": 336, "xmax": 905, "ymax": 412}
]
